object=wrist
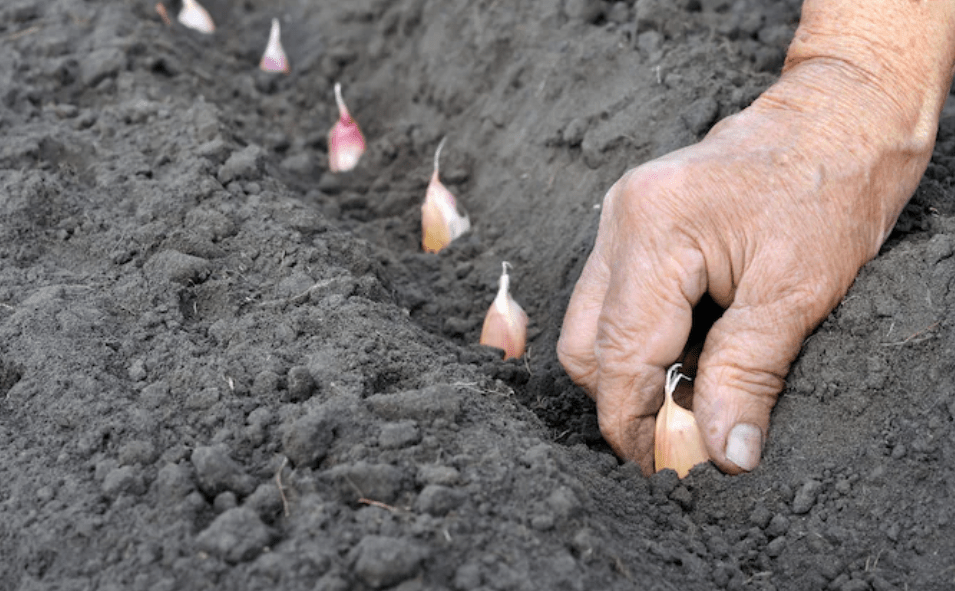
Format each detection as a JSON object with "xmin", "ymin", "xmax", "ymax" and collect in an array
[
  {"xmin": 749, "ymin": 58, "xmax": 936, "ymax": 243},
  {"xmin": 786, "ymin": 0, "xmax": 955, "ymax": 147}
]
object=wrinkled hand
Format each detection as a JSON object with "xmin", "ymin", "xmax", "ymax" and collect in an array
[{"xmin": 558, "ymin": 62, "xmax": 931, "ymax": 474}]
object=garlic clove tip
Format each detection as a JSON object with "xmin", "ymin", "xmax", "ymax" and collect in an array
[
  {"xmin": 259, "ymin": 18, "xmax": 290, "ymax": 74},
  {"xmin": 156, "ymin": 3, "xmax": 172, "ymax": 26}
]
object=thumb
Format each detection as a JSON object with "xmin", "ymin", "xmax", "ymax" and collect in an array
[{"xmin": 692, "ymin": 294, "xmax": 819, "ymax": 474}]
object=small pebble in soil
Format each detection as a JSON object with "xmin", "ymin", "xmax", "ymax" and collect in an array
[
  {"xmin": 191, "ymin": 445, "xmax": 256, "ymax": 496},
  {"xmin": 351, "ymin": 535, "xmax": 431, "ymax": 589},
  {"xmin": 80, "ymin": 48, "xmax": 126, "ymax": 87},
  {"xmin": 416, "ymin": 465, "xmax": 460, "ymax": 486},
  {"xmin": 571, "ymin": 528, "xmax": 600, "ymax": 563},
  {"xmin": 140, "ymin": 381, "xmax": 170, "ymax": 410},
  {"xmin": 925, "ymin": 234, "xmax": 954, "ymax": 265},
  {"xmin": 838, "ymin": 577, "xmax": 871, "ymax": 591},
  {"xmin": 547, "ymin": 487, "xmax": 581, "ymax": 518},
  {"xmin": 217, "ymin": 144, "xmax": 264, "ymax": 184},
  {"xmin": 415, "ymin": 484, "xmax": 465, "ymax": 516},
  {"xmin": 606, "ymin": 2, "xmax": 630, "ymax": 24},
  {"xmin": 325, "ymin": 462, "xmax": 404, "ymax": 504},
  {"xmin": 454, "ymin": 562, "xmax": 484, "ymax": 590},
  {"xmin": 638, "ymin": 30, "xmax": 663, "ymax": 57},
  {"xmin": 281, "ymin": 152, "xmax": 312, "ymax": 174},
  {"xmin": 213, "ymin": 491, "xmax": 237, "ymax": 513},
  {"xmin": 286, "ymin": 366, "xmax": 315, "ymax": 401},
  {"xmin": 186, "ymin": 387, "xmax": 220, "ymax": 410},
  {"xmin": 765, "ymin": 536, "xmax": 787, "ymax": 558},
  {"xmin": 669, "ymin": 485, "xmax": 693, "ymax": 510},
  {"xmin": 251, "ymin": 370, "xmax": 281, "ymax": 397},
  {"xmin": 314, "ymin": 574, "xmax": 349, "ymax": 591},
  {"xmin": 765, "ymin": 513, "xmax": 790, "ymax": 538},
  {"xmin": 102, "ymin": 466, "xmax": 145, "ymax": 498},
  {"xmin": 681, "ymin": 96, "xmax": 719, "ymax": 136},
  {"xmin": 562, "ymin": 117, "xmax": 588, "ymax": 146},
  {"xmin": 792, "ymin": 479, "xmax": 823, "ymax": 514},
  {"xmin": 154, "ymin": 463, "xmax": 196, "ymax": 502},
  {"xmin": 195, "ymin": 506, "xmax": 273, "ymax": 564},
  {"xmin": 144, "ymin": 250, "xmax": 210, "ymax": 284},
  {"xmin": 118, "ymin": 440, "xmax": 157, "ymax": 466},
  {"xmin": 564, "ymin": 0, "xmax": 604, "ymax": 22},
  {"xmin": 127, "ymin": 359, "xmax": 147, "ymax": 382},
  {"xmin": 650, "ymin": 468, "xmax": 680, "ymax": 497},
  {"xmin": 366, "ymin": 385, "xmax": 463, "ymax": 423},
  {"xmin": 379, "ymin": 421, "xmax": 421, "ymax": 449},
  {"xmin": 245, "ymin": 483, "xmax": 284, "ymax": 522},
  {"xmin": 283, "ymin": 410, "xmax": 335, "ymax": 468},
  {"xmin": 749, "ymin": 504, "xmax": 772, "ymax": 528},
  {"xmin": 869, "ymin": 574, "xmax": 898, "ymax": 591},
  {"xmin": 531, "ymin": 512, "xmax": 555, "ymax": 531}
]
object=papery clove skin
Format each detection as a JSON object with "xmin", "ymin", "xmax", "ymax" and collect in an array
[
  {"xmin": 327, "ymin": 82, "xmax": 366, "ymax": 172},
  {"xmin": 259, "ymin": 18, "xmax": 290, "ymax": 74},
  {"xmin": 178, "ymin": 0, "xmax": 215, "ymax": 34},
  {"xmin": 156, "ymin": 3, "xmax": 172, "ymax": 26},
  {"xmin": 480, "ymin": 262, "xmax": 529, "ymax": 360},
  {"xmin": 422, "ymin": 137, "xmax": 471, "ymax": 253},
  {"xmin": 654, "ymin": 364, "xmax": 710, "ymax": 478}
]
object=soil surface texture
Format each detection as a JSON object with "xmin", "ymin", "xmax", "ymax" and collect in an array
[{"xmin": 3, "ymin": 1, "xmax": 955, "ymax": 590}]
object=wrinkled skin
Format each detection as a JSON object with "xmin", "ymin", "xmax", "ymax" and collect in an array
[{"xmin": 557, "ymin": 57, "xmax": 941, "ymax": 474}]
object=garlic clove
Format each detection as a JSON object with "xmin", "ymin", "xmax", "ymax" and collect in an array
[
  {"xmin": 480, "ymin": 262, "xmax": 529, "ymax": 360},
  {"xmin": 654, "ymin": 364, "xmax": 710, "ymax": 478},
  {"xmin": 422, "ymin": 137, "xmax": 471, "ymax": 253},
  {"xmin": 327, "ymin": 82, "xmax": 366, "ymax": 172},
  {"xmin": 178, "ymin": 0, "xmax": 215, "ymax": 34},
  {"xmin": 259, "ymin": 18, "xmax": 290, "ymax": 74},
  {"xmin": 156, "ymin": 3, "xmax": 172, "ymax": 26}
]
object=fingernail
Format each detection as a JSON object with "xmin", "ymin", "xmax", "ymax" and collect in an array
[{"xmin": 725, "ymin": 423, "xmax": 763, "ymax": 472}]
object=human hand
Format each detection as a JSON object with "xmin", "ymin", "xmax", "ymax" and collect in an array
[{"xmin": 557, "ymin": 61, "xmax": 935, "ymax": 474}]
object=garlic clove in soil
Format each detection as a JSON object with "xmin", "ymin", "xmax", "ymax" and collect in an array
[
  {"xmin": 422, "ymin": 137, "xmax": 471, "ymax": 253},
  {"xmin": 480, "ymin": 262, "xmax": 529, "ymax": 360},
  {"xmin": 259, "ymin": 18, "xmax": 290, "ymax": 74},
  {"xmin": 654, "ymin": 363, "xmax": 710, "ymax": 478},
  {"xmin": 327, "ymin": 82, "xmax": 366, "ymax": 173},
  {"xmin": 178, "ymin": 0, "xmax": 215, "ymax": 34}
]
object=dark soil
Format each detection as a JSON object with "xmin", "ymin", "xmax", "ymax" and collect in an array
[{"xmin": 3, "ymin": 1, "xmax": 955, "ymax": 590}]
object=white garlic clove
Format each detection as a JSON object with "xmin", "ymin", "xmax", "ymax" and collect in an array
[
  {"xmin": 259, "ymin": 18, "xmax": 290, "ymax": 74},
  {"xmin": 178, "ymin": 0, "xmax": 215, "ymax": 34},
  {"xmin": 654, "ymin": 363, "xmax": 710, "ymax": 478}
]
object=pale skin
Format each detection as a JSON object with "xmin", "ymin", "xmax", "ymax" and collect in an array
[{"xmin": 558, "ymin": 0, "xmax": 955, "ymax": 475}]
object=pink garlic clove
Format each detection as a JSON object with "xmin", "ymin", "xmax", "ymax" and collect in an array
[
  {"xmin": 480, "ymin": 262, "xmax": 529, "ymax": 360},
  {"xmin": 327, "ymin": 82, "xmax": 366, "ymax": 173},
  {"xmin": 422, "ymin": 137, "xmax": 470, "ymax": 253}
]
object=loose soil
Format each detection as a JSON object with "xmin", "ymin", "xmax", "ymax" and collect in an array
[{"xmin": 3, "ymin": 1, "xmax": 955, "ymax": 590}]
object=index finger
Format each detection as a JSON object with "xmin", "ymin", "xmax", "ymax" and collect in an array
[
  {"xmin": 557, "ymin": 184, "xmax": 622, "ymax": 397},
  {"xmin": 591, "ymin": 170, "xmax": 708, "ymax": 471}
]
